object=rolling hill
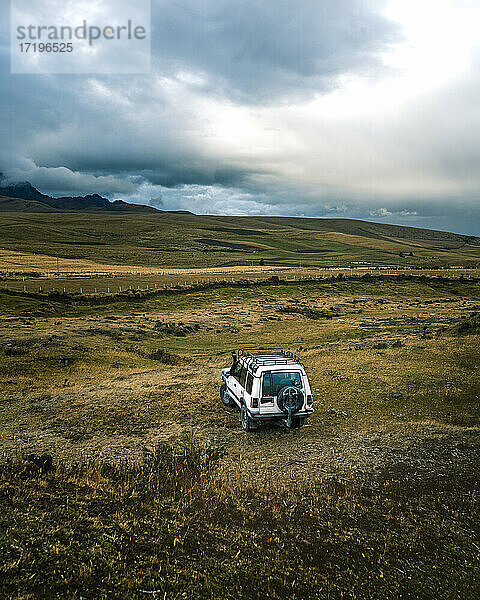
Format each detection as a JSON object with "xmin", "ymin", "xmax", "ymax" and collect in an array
[{"xmin": 0, "ymin": 177, "xmax": 479, "ymax": 269}]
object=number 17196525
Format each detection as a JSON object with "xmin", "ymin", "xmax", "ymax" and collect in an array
[{"xmin": 19, "ymin": 42, "xmax": 73, "ymax": 52}]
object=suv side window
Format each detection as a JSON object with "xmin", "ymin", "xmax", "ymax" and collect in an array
[
  {"xmin": 239, "ymin": 365, "xmax": 247, "ymax": 388},
  {"xmin": 245, "ymin": 372, "xmax": 253, "ymax": 395},
  {"xmin": 231, "ymin": 361, "xmax": 242, "ymax": 380}
]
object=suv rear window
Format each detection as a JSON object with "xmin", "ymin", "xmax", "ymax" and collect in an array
[{"xmin": 262, "ymin": 372, "xmax": 302, "ymax": 397}]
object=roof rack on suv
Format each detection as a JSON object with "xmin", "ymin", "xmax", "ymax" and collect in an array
[{"xmin": 237, "ymin": 348, "xmax": 304, "ymax": 373}]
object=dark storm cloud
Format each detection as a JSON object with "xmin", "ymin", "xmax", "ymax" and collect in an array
[
  {"xmin": 0, "ymin": 0, "xmax": 399, "ymax": 177},
  {"xmin": 152, "ymin": 0, "xmax": 399, "ymax": 102},
  {"xmin": 139, "ymin": 166, "xmax": 252, "ymax": 188},
  {"xmin": 1, "ymin": 1, "xmax": 480, "ymax": 234}
]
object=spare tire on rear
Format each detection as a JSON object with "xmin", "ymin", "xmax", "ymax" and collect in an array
[{"xmin": 277, "ymin": 386, "xmax": 304, "ymax": 414}]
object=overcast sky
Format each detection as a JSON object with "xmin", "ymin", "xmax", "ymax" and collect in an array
[{"xmin": 2, "ymin": 0, "xmax": 480, "ymax": 234}]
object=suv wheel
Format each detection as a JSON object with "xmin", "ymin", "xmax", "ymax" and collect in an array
[
  {"xmin": 220, "ymin": 383, "xmax": 233, "ymax": 406},
  {"xmin": 241, "ymin": 405, "xmax": 253, "ymax": 432}
]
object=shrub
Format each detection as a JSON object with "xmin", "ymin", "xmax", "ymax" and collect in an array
[{"xmin": 148, "ymin": 348, "xmax": 183, "ymax": 364}]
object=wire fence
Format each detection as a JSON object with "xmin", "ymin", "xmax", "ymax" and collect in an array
[{"xmin": 1, "ymin": 267, "xmax": 479, "ymax": 296}]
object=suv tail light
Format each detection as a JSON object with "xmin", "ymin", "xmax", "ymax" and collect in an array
[
  {"xmin": 251, "ymin": 398, "xmax": 259, "ymax": 408},
  {"xmin": 306, "ymin": 394, "xmax": 313, "ymax": 406}
]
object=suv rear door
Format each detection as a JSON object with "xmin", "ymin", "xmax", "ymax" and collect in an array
[
  {"xmin": 259, "ymin": 370, "xmax": 305, "ymax": 415},
  {"xmin": 259, "ymin": 371, "xmax": 276, "ymax": 415}
]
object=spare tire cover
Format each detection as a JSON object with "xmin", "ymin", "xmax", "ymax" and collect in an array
[{"xmin": 277, "ymin": 386, "xmax": 304, "ymax": 414}]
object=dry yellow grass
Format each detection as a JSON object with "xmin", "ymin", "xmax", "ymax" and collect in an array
[
  {"xmin": 0, "ymin": 248, "xmax": 295, "ymax": 276},
  {"xmin": 1, "ymin": 277, "xmax": 478, "ymax": 473},
  {"xmin": 0, "ymin": 276, "xmax": 479, "ymax": 599}
]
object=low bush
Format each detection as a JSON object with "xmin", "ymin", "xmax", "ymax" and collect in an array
[{"xmin": 0, "ymin": 432, "xmax": 478, "ymax": 600}]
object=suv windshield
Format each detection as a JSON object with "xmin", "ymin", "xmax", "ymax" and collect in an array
[{"xmin": 262, "ymin": 371, "xmax": 302, "ymax": 397}]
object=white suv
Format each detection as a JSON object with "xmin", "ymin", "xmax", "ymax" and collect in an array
[{"xmin": 220, "ymin": 349, "xmax": 314, "ymax": 431}]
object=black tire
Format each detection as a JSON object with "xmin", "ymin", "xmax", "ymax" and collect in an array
[
  {"xmin": 220, "ymin": 383, "xmax": 233, "ymax": 406},
  {"xmin": 277, "ymin": 386, "xmax": 304, "ymax": 415},
  {"xmin": 241, "ymin": 404, "xmax": 253, "ymax": 432}
]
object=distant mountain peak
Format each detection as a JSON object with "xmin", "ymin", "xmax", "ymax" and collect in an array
[{"xmin": 0, "ymin": 179, "xmax": 159, "ymax": 214}]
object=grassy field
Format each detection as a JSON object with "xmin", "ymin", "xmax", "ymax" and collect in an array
[
  {"xmin": 1, "ymin": 211, "xmax": 479, "ymax": 270},
  {"xmin": 3, "ymin": 265, "xmax": 479, "ymax": 297},
  {"xmin": 0, "ymin": 275, "xmax": 479, "ymax": 599}
]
